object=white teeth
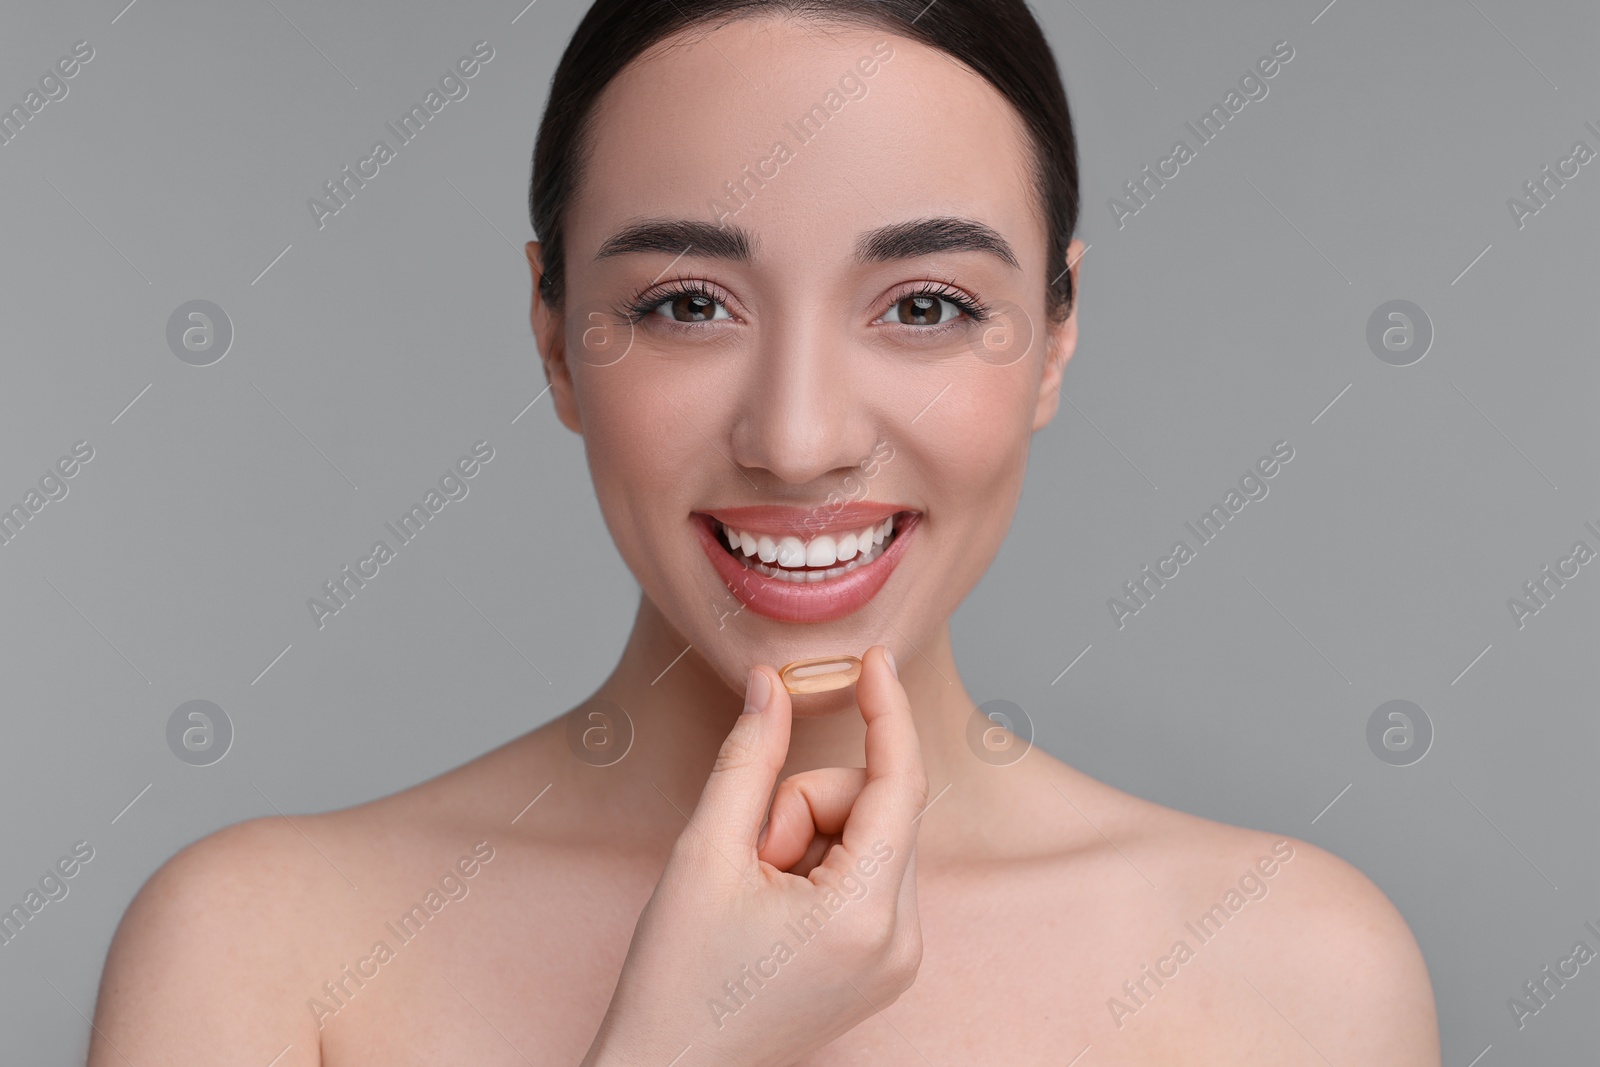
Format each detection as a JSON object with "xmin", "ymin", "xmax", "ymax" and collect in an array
[
  {"xmin": 744, "ymin": 534, "xmax": 888, "ymax": 582},
  {"xmin": 805, "ymin": 535, "xmax": 837, "ymax": 568},
  {"xmin": 775, "ymin": 536, "xmax": 806, "ymax": 568},
  {"xmin": 717, "ymin": 515, "xmax": 903, "ymax": 583}
]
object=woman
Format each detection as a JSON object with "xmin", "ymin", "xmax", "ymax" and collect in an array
[{"xmin": 90, "ymin": 1, "xmax": 1439, "ymax": 1062}]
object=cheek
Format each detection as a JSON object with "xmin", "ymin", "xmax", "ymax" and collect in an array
[
  {"xmin": 574, "ymin": 362, "xmax": 720, "ymax": 552},
  {"xmin": 574, "ymin": 360, "xmax": 680, "ymax": 471},
  {"xmin": 571, "ymin": 334, "xmax": 757, "ymax": 508},
  {"xmin": 922, "ymin": 369, "xmax": 1034, "ymax": 476},
  {"xmin": 911, "ymin": 371, "xmax": 1034, "ymax": 529},
  {"xmin": 575, "ymin": 374, "xmax": 655, "ymax": 497}
]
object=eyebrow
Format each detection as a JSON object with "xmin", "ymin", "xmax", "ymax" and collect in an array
[
  {"xmin": 595, "ymin": 219, "xmax": 754, "ymax": 262},
  {"xmin": 855, "ymin": 217, "xmax": 1020, "ymax": 270},
  {"xmin": 591, "ymin": 215, "xmax": 1020, "ymax": 270}
]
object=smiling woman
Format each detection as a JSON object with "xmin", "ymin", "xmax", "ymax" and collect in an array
[{"xmin": 88, "ymin": 1, "xmax": 1440, "ymax": 1065}]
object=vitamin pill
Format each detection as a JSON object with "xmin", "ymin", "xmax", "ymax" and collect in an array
[{"xmin": 778, "ymin": 655, "xmax": 863, "ymax": 694}]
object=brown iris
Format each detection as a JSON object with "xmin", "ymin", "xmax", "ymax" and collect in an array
[
  {"xmin": 668, "ymin": 294, "xmax": 719, "ymax": 322},
  {"xmin": 895, "ymin": 294, "xmax": 949, "ymax": 325}
]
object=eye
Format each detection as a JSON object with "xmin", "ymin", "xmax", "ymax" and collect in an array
[
  {"xmin": 888, "ymin": 294, "xmax": 961, "ymax": 325},
  {"xmin": 876, "ymin": 285, "xmax": 987, "ymax": 328},
  {"xmin": 653, "ymin": 292, "xmax": 730, "ymax": 323},
  {"xmin": 644, "ymin": 290, "xmax": 732, "ymax": 324}
]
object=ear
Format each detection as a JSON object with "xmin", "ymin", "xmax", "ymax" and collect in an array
[
  {"xmin": 526, "ymin": 240, "xmax": 583, "ymax": 435},
  {"xmin": 1032, "ymin": 238, "xmax": 1085, "ymax": 432}
]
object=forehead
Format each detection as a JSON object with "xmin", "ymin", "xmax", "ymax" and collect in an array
[{"xmin": 568, "ymin": 16, "xmax": 1043, "ymax": 266}]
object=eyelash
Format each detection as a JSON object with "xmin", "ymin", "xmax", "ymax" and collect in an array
[
  {"xmin": 620, "ymin": 278, "xmax": 992, "ymax": 327},
  {"xmin": 883, "ymin": 281, "xmax": 992, "ymax": 325},
  {"xmin": 621, "ymin": 279, "xmax": 727, "ymax": 325}
]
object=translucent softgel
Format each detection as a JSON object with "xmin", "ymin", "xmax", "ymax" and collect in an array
[{"xmin": 778, "ymin": 654, "xmax": 863, "ymax": 694}]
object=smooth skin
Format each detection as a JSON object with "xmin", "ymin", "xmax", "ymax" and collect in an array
[{"xmin": 89, "ymin": 15, "xmax": 1439, "ymax": 1065}]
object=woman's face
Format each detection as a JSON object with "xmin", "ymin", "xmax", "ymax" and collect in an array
[{"xmin": 531, "ymin": 16, "xmax": 1081, "ymax": 705}]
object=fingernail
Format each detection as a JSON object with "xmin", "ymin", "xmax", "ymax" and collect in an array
[
  {"xmin": 883, "ymin": 647, "xmax": 898, "ymax": 679},
  {"xmin": 743, "ymin": 668, "xmax": 771, "ymax": 715}
]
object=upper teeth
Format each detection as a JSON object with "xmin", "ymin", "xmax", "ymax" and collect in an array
[{"xmin": 721, "ymin": 515, "xmax": 896, "ymax": 569}]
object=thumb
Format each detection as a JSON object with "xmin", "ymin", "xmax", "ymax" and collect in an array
[{"xmin": 687, "ymin": 665, "xmax": 792, "ymax": 857}]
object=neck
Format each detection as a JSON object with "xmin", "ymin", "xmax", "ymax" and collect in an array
[{"xmin": 589, "ymin": 593, "xmax": 985, "ymax": 820}]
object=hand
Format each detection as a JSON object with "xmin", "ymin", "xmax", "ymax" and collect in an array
[{"xmin": 580, "ymin": 645, "xmax": 929, "ymax": 1067}]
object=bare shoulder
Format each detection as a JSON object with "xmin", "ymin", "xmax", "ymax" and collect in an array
[
  {"xmin": 91, "ymin": 814, "xmax": 342, "ymax": 1066},
  {"xmin": 1220, "ymin": 828, "xmax": 1440, "ymax": 1063},
  {"xmin": 1031, "ymin": 759, "xmax": 1439, "ymax": 1062},
  {"xmin": 90, "ymin": 727, "xmax": 553, "ymax": 1066}
]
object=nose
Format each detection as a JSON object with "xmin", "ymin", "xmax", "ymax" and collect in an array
[{"xmin": 729, "ymin": 309, "xmax": 881, "ymax": 486}]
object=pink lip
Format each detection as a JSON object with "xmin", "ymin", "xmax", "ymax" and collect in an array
[
  {"xmin": 692, "ymin": 508, "xmax": 920, "ymax": 624},
  {"xmin": 703, "ymin": 501, "xmax": 908, "ymax": 539}
]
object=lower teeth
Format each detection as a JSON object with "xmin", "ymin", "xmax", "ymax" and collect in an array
[{"xmin": 735, "ymin": 532, "xmax": 892, "ymax": 583}]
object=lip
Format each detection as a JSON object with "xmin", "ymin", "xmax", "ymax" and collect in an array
[
  {"xmin": 692, "ymin": 507, "xmax": 921, "ymax": 624},
  {"xmin": 703, "ymin": 501, "xmax": 906, "ymax": 540}
]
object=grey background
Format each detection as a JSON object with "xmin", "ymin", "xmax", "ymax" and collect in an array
[{"xmin": 1, "ymin": 0, "xmax": 1594, "ymax": 1061}]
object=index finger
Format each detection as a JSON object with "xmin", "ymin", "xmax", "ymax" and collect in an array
[{"xmin": 832, "ymin": 645, "xmax": 927, "ymax": 873}]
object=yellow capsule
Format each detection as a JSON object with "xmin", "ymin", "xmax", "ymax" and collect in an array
[{"xmin": 778, "ymin": 654, "xmax": 863, "ymax": 695}]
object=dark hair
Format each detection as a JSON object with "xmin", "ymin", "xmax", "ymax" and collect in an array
[{"xmin": 530, "ymin": 0, "xmax": 1078, "ymax": 321}]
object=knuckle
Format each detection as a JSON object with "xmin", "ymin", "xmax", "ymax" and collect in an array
[
  {"xmin": 857, "ymin": 919, "xmax": 920, "ymax": 998},
  {"xmin": 711, "ymin": 731, "xmax": 763, "ymax": 775},
  {"xmin": 909, "ymin": 772, "xmax": 929, "ymax": 810},
  {"xmin": 846, "ymin": 902, "xmax": 900, "ymax": 957},
  {"xmin": 817, "ymin": 885, "xmax": 922, "ymax": 993},
  {"xmin": 668, "ymin": 829, "xmax": 716, "ymax": 870},
  {"xmin": 888, "ymin": 768, "xmax": 929, "ymax": 811},
  {"xmin": 884, "ymin": 927, "xmax": 924, "ymax": 983},
  {"xmin": 771, "ymin": 776, "xmax": 801, "ymax": 807}
]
